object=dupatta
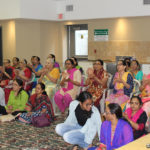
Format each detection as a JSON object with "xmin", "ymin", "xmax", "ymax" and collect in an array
[
  {"xmin": 100, "ymin": 119, "xmax": 133, "ymax": 150},
  {"xmin": 114, "ymin": 72, "xmax": 129, "ymax": 90},
  {"xmin": 62, "ymin": 68, "xmax": 77, "ymax": 92},
  {"xmin": 125, "ymin": 107, "xmax": 144, "ymax": 123},
  {"xmin": 27, "ymin": 94, "xmax": 54, "ymax": 120}
]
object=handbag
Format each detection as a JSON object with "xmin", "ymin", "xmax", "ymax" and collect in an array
[{"xmin": 31, "ymin": 113, "xmax": 50, "ymax": 128}]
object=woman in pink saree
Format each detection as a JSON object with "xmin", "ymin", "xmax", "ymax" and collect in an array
[{"xmin": 54, "ymin": 59, "xmax": 82, "ymax": 113}]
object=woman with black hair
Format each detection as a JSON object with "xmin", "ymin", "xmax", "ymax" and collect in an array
[
  {"xmin": 55, "ymin": 91, "xmax": 101, "ymax": 150},
  {"xmin": 19, "ymin": 82, "xmax": 54, "ymax": 124},
  {"xmin": 54, "ymin": 58, "xmax": 81, "ymax": 113},
  {"xmin": 105, "ymin": 60, "xmax": 134, "ymax": 109},
  {"xmin": 124, "ymin": 57, "xmax": 131, "ymax": 72},
  {"xmin": 0, "ymin": 79, "xmax": 28, "ymax": 116},
  {"xmin": 28, "ymin": 56, "xmax": 43, "ymax": 88},
  {"xmin": 12, "ymin": 57, "xmax": 20, "ymax": 69},
  {"xmin": 86, "ymin": 59, "xmax": 108, "ymax": 108},
  {"xmin": 124, "ymin": 96, "xmax": 147, "ymax": 140},
  {"xmin": 130, "ymin": 60, "xmax": 143, "ymax": 82},
  {"xmin": 71, "ymin": 57, "xmax": 84, "ymax": 74},
  {"xmin": 14, "ymin": 59, "xmax": 32, "ymax": 91},
  {"xmin": 89, "ymin": 103, "xmax": 133, "ymax": 150}
]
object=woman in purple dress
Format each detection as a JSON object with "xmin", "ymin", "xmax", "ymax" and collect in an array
[{"xmin": 88, "ymin": 103, "xmax": 133, "ymax": 150}]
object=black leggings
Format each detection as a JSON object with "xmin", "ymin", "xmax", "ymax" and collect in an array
[{"xmin": 0, "ymin": 105, "xmax": 26, "ymax": 116}]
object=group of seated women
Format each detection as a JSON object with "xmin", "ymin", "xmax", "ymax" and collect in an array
[
  {"xmin": 54, "ymin": 57, "xmax": 150, "ymax": 150},
  {"xmin": 0, "ymin": 55, "xmax": 150, "ymax": 149},
  {"xmin": 0, "ymin": 79, "xmax": 54, "ymax": 126},
  {"xmin": 55, "ymin": 91, "xmax": 148, "ymax": 150}
]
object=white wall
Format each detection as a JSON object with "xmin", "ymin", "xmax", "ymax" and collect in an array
[
  {"xmin": 0, "ymin": 0, "xmax": 150, "ymax": 21},
  {"xmin": 20, "ymin": 0, "xmax": 57, "ymax": 20},
  {"xmin": 0, "ymin": 0, "xmax": 20, "ymax": 20},
  {"xmin": 58, "ymin": 0, "xmax": 150, "ymax": 20}
]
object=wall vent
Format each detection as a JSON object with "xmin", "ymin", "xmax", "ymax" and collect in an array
[
  {"xmin": 144, "ymin": 0, "xmax": 150, "ymax": 4},
  {"xmin": 66, "ymin": 5, "xmax": 73, "ymax": 12}
]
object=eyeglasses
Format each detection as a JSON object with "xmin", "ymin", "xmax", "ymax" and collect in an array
[
  {"xmin": 65, "ymin": 63, "xmax": 71, "ymax": 65},
  {"xmin": 93, "ymin": 63, "xmax": 101, "ymax": 65},
  {"xmin": 85, "ymin": 103, "xmax": 94, "ymax": 107},
  {"xmin": 117, "ymin": 63, "xmax": 123, "ymax": 66},
  {"xmin": 13, "ymin": 83, "xmax": 18, "ymax": 86},
  {"xmin": 104, "ymin": 111, "xmax": 111, "ymax": 115},
  {"xmin": 130, "ymin": 102, "xmax": 140, "ymax": 105}
]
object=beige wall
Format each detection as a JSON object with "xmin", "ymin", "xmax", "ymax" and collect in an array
[
  {"xmin": 39, "ymin": 21, "xmax": 60, "ymax": 65},
  {"xmin": 88, "ymin": 17, "xmax": 150, "ymax": 42},
  {"xmin": 1, "ymin": 16, "xmax": 150, "ymax": 65},
  {"xmin": 0, "ymin": 19, "xmax": 62, "ymax": 65},
  {"xmin": 15, "ymin": 20, "xmax": 41, "ymax": 62},
  {"xmin": 0, "ymin": 20, "xmax": 16, "ymax": 60},
  {"xmin": 62, "ymin": 16, "xmax": 150, "ymax": 63}
]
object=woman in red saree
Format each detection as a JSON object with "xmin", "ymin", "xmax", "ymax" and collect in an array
[
  {"xmin": 86, "ymin": 59, "xmax": 108, "ymax": 108},
  {"xmin": 19, "ymin": 82, "xmax": 54, "ymax": 124}
]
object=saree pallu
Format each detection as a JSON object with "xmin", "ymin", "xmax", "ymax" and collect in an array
[
  {"xmin": 54, "ymin": 69, "xmax": 81, "ymax": 112},
  {"xmin": 60, "ymin": 68, "xmax": 81, "ymax": 100},
  {"xmin": 19, "ymin": 94, "xmax": 54, "ymax": 124},
  {"xmin": 42, "ymin": 68, "xmax": 60, "ymax": 100},
  {"xmin": 125, "ymin": 97, "xmax": 150, "ymax": 130},
  {"xmin": 106, "ymin": 72, "xmax": 132, "ymax": 110},
  {"xmin": 87, "ymin": 69, "xmax": 107, "ymax": 107},
  {"xmin": 125, "ymin": 108, "xmax": 147, "ymax": 139}
]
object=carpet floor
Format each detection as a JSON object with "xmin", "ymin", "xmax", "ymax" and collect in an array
[{"xmin": 0, "ymin": 115, "xmax": 99, "ymax": 150}]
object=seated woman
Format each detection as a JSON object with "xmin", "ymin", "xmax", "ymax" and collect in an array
[
  {"xmin": 105, "ymin": 60, "xmax": 134, "ymax": 110},
  {"xmin": 14, "ymin": 59, "xmax": 32, "ymax": 92},
  {"xmin": 88, "ymin": 103, "xmax": 133, "ymax": 150},
  {"xmin": 127, "ymin": 74, "xmax": 150, "ymax": 130},
  {"xmin": 124, "ymin": 96, "xmax": 147, "ymax": 140},
  {"xmin": 86, "ymin": 59, "xmax": 108, "ymax": 109},
  {"xmin": 130, "ymin": 60, "xmax": 143, "ymax": 82},
  {"xmin": 0, "ymin": 59, "xmax": 15, "ymax": 87},
  {"xmin": 12, "ymin": 57, "xmax": 20, "ymax": 69},
  {"xmin": 0, "ymin": 59, "xmax": 15, "ymax": 104},
  {"xmin": 124, "ymin": 57, "xmax": 131, "ymax": 72},
  {"xmin": 28, "ymin": 56, "xmax": 43, "ymax": 88},
  {"xmin": 48, "ymin": 54, "xmax": 60, "ymax": 72},
  {"xmin": 19, "ymin": 82, "xmax": 54, "ymax": 124},
  {"xmin": 71, "ymin": 57, "xmax": 84, "ymax": 74},
  {"xmin": 0, "ymin": 79, "xmax": 28, "ymax": 116},
  {"xmin": 55, "ymin": 91, "xmax": 101, "ymax": 150},
  {"xmin": 38, "ymin": 58, "xmax": 60, "ymax": 100},
  {"xmin": 54, "ymin": 58, "xmax": 81, "ymax": 113}
]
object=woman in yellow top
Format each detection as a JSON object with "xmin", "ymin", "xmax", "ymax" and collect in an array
[
  {"xmin": 0, "ymin": 79, "xmax": 28, "ymax": 116},
  {"xmin": 38, "ymin": 58, "xmax": 60, "ymax": 100},
  {"xmin": 105, "ymin": 60, "xmax": 134, "ymax": 110}
]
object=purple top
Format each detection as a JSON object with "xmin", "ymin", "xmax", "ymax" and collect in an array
[{"xmin": 100, "ymin": 119, "xmax": 133, "ymax": 150}]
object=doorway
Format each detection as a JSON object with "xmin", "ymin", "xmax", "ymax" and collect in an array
[{"xmin": 67, "ymin": 24, "xmax": 88, "ymax": 59}]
